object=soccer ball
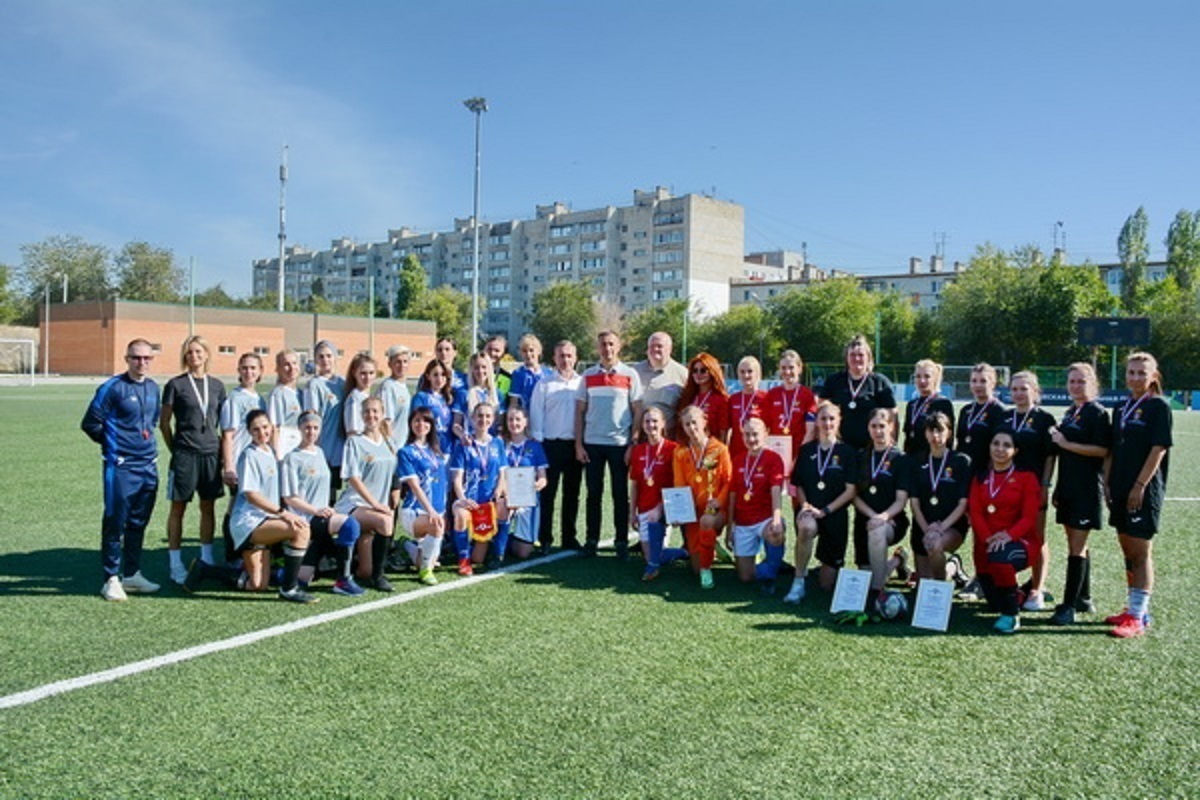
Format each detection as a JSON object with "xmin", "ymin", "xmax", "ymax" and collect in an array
[{"xmin": 875, "ymin": 590, "xmax": 909, "ymax": 621}]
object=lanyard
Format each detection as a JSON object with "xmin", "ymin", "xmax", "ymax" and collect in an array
[
  {"xmin": 642, "ymin": 439, "xmax": 665, "ymax": 482},
  {"xmin": 965, "ymin": 398, "xmax": 994, "ymax": 430}
]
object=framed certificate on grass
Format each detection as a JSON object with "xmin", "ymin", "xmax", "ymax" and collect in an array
[
  {"xmin": 912, "ymin": 578, "xmax": 954, "ymax": 632},
  {"xmin": 506, "ymin": 466, "xmax": 537, "ymax": 508},
  {"xmin": 830, "ymin": 568, "xmax": 872, "ymax": 613},
  {"xmin": 661, "ymin": 487, "xmax": 697, "ymax": 525}
]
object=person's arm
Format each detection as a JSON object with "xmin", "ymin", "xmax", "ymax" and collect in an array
[
  {"xmin": 819, "ymin": 483, "xmax": 856, "ymax": 519},
  {"xmin": 529, "ymin": 382, "xmax": 546, "ymax": 442},
  {"xmin": 1127, "ymin": 446, "xmax": 1169, "ymax": 511},
  {"xmin": 347, "ymin": 475, "xmax": 389, "ymax": 515},
  {"xmin": 575, "ymin": 399, "xmax": 589, "ymax": 463},
  {"xmin": 159, "ymin": 403, "xmax": 174, "ymax": 450},
  {"xmin": 81, "ymin": 383, "xmax": 111, "ymax": 444},
  {"xmin": 220, "ymin": 429, "xmax": 238, "ymax": 486}
]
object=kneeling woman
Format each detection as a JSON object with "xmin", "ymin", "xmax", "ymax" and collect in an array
[
  {"xmin": 969, "ymin": 430, "xmax": 1042, "ymax": 633},
  {"xmin": 629, "ymin": 406, "xmax": 683, "ymax": 581},
  {"xmin": 334, "ymin": 397, "xmax": 398, "ymax": 592},
  {"xmin": 672, "ymin": 406, "xmax": 732, "ymax": 589},
  {"xmin": 910, "ymin": 412, "xmax": 970, "ymax": 583},
  {"xmin": 449, "ymin": 402, "xmax": 509, "ymax": 576},
  {"xmin": 396, "ymin": 408, "xmax": 450, "ymax": 586},
  {"xmin": 786, "ymin": 401, "xmax": 858, "ymax": 602},
  {"xmin": 227, "ymin": 409, "xmax": 316, "ymax": 603},
  {"xmin": 853, "ymin": 408, "xmax": 912, "ymax": 603},
  {"xmin": 282, "ymin": 411, "xmax": 364, "ymax": 596},
  {"xmin": 728, "ymin": 418, "xmax": 787, "ymax": 589},
  {"xmin": 503, "ymin": 405, "xmax": 548, "ymax": 561}
]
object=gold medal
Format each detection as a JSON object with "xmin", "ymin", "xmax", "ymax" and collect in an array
[
  {"xmin": 743, "ymin": 492, "xmax": 752, "ymax": 502},
  {"xmin": 817, "ymin": 481, "xmax": 826, "ymax": 490},
  {"xmin": 646, "ymin": 478, "xmax": 654, "ymax": 487},
  {"xmin": 930, "ymin": 497, "xmax": 939, "ymax": 507},
  {"xmin": 695, "ymin": 475, "xmax": 702, "ymax": 484},
  {"xmin": 869, "ymin": 486, "xmax": 877, "ymax": 495},
  {"xmin": 782, "ymin": 426, "xmax": 790, "ymax": 435},
  {"xmin": 987, "ymin": 503, "xmax": 996, "ymax": 514}
]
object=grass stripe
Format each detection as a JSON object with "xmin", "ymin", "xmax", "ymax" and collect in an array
[{"xmin": 0, "ymin": 549, "xmax": 579, "ymax": 711}]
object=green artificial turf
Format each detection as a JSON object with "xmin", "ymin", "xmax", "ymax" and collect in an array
[{"xmin": 0, "ymin": 385, "xmax": 1197, "ymax": 798}]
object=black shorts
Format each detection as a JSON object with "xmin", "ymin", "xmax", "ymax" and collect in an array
[
  {"xmin": 168, "ymin": 449, "xmax": 224, "ymax": 503},
  {"xmin": 1108, "ymin": 484, "xmax": 1163, "ymax": 539},
  {"xmin": 852, "ymin": 512, "xmax": 909, "ymax": 567},
  {"xmin": 911, "ymin": 520, "xmax": 966, "ymax": 557},
  {"xmin": 1054, "ymin": 494, "xmax": 1104, "ymax": 531},
  {"xmin": 814, "ymin": 511, "xmax": 850, "ymax": 569}
]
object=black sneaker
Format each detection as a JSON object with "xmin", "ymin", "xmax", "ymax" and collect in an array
[
  {"xmin": 372, "ymin": 575, "xmax": 395, "ymax": 593},
  {"xmin": 1049, "ymin": 604, "xmax": 1075, "ymax": 626},
  {"xmin": 562, "ymin": 539, "xmax": 583, "ymax": 551},
  {"xmin": 580, "ymin": 541, "xmax": 598, "ymax": 558},
  {"xmin": 534, "ymin": 543, "xmax": 551, "ymax": 557},
  {"xmin": 279, "ymin": 586, "xmax": 319, "ymax": 604},
  {"xmin": 614, "ymin": 541, "xmax": 629, "ymax": 562},
  {"xmin": 1075, "ymin": 597, "xmax": 1096, "ymax": 613}
]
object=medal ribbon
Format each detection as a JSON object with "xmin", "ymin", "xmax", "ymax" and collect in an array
[
  {"xmin": 643, "ymin": 439, "xmax": 664, "ymax": 483},
  {"xmin": 926, "ymin": 452, "xmax": 948, "ymax": 495},
  {"xmin": 870, "ymin": 447, "xmax": 891, "ymax": 484},
  {"xmin": 1119, "ymin": 393, "xmax": 1148, "ymax": 431},
  {"xmin": 986, "ymin": 465, "xmax": 1015, "ymax": 504},
  {"xmin": 965, "ymin": 398, "xmax": 994, "ymax": 431},
  {"xmin": 815, "ymin": 443, "xmax": 836, "ymax": 480}
]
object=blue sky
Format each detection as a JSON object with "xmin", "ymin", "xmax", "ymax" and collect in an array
[{"xmin": 3, "ymin": 1, "xmax": 1197, "ymax": 295}]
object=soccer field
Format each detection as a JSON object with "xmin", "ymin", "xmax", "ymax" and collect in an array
[{"xmin": 1, "ymin": 384, "xmax": 1198, "ymax": 798}]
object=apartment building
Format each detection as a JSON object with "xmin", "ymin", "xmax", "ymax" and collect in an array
[
  {"xmin": 731, "ymin": 254, "xmax": 965, "ymax": 309},
  {"xmin": 252, "ymin": 187, "xmax": 747, "ymax": 345}
]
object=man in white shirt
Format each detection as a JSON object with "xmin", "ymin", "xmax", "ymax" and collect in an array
[{"xmin": 530, "ymin": 340, "xmax": 583, "ymax": 553}]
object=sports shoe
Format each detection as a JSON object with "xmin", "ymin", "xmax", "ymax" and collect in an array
[
  {"xmin": 891, "ymin": 547, "xmax": 911, "ymax": 583},
  {"xmin": 417, "ymin": 568, "xmax": 439, "ymax": 586},
  {"xmin": 1049, "ymin": 604, "xmax": 1076, "ymax": 626},
  {"xmin": 1022, "ymin": 590, "xmax": 1047, "ymax": 612},
  {"xmin": 121, "ymin": 571, "xmax": 160, "ymax": 594},
  {"xmin": 784, "ymin": 580, "xmax": 806, "ymax": 604},
  {"xmin": 169, "ymin": 561, "xmax": 189, "ymax": 585},
  {"xmin": 580, "ymin": 541, "xmax": 598, "ymax": 558},
  {"xmin": 534, "ymin": 543, "xmax": 551, "ymax": 557},
  {"xmin": 994, "ymin": 614, "xmax": 1021, "ymax": 634},
  {"xmin": 699, "ymin": 568, "xmax": 714, "ymax": 589},
  {"xmin": 641, "ymin": 565, "xmax": 660, "ymax": 582},
  {"xmin": 714, "ymin": 540, "xmax": 734, "ymax": 564},
  {"xmin": 615, "ymin": 540, "xmax": 629, "ymax": 562},
  {"xmin": 101, "ymin": 575, "xmax": 128, "ymax": 602},
  {"xmin": 1105, "ymin": 608, "xmax": 1153, "ymax": 627},
  {"xmin": 946, "ymin": 553, "xmax": 969, "ymax": 590},
  {"xmin": 372, "ymin": 575, "xmax": 396, "ymax": 593},
  {"xmin": 1075, "ymin": 597, "xmax": 1096, "ymax": 614},
  {"xmin": 332, "ymin": 577, "xmax": 366, "ymax": 597},
  {"xmin": 1108, "ymin": 612, "xmax": 1146, "ymax": 638},
  {"xmin": 457, "ymin": 558, "xmax": 474, "ymax": 576},
  {"xmin": 278, "ymin": 586, "xmax": 319, "ymax": 604}
]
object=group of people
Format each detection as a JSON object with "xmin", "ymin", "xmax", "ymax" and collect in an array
[{"xmin": 84, "ymin": 330, "xmax": 1173, "ymax": 637}]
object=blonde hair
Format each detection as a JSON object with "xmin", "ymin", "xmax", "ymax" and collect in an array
[
  {"xmin": 1011, "ymin": 370, "xmax": 1042, "ymax": 404},
  {"xmin": 914, "ymin": 359, "xmax": 942, "ymax": 392},
  {"xmin": 1066, "ymin": 362, "xmax": 1100, "ymax": 401},
  {"xmin": 737, "ymin": 356, "xmax": 762, "ymax": 381},
  {"xmin": 972, "ymin": 362, "xmax": 998, "ymax": 387},
  {"xmin": 179, "ymin": 335, "xmax": 212, "ymax": 372},
  {"xmin": 1127, "ymin": 351, "xmax": 1164, "ymax": 394},
  {"xmin": 844, "ymin": 334, "xmax": 874, "ymax": 371}
]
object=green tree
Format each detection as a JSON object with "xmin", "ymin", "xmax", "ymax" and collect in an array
[
  {"xmin": 113, "ymin": 241, "xmax": 184, "ymax": 302},
  {"xmin": 394, "ymin": 255, "xmax": 427, "ymax": 318},
  {"xmin": 622, "ymin": 298, "xmax": 691, "ymax": 359},
  {"xmin": 408, "ymin": 285, "xmax": 479, "ymax": 346},
  {"xmin": 875, "ymin": 291, "xmax": 921, "ymax": 364},
  {"xmin": 767, "ymin": 277, "xmax": 876, "ymax": 363},
  {"xmin": 0, "ymin": 264, "xmax": 34, "ymax": 324},
  {"xmin": 693, "ymin": 304, "xmax": 782, "ymax": 367},
  {"xmin": 193, "ymin": 283, "xmax": 237, "ymax": 308},
  {"xmin": 1164, "ymin": 209, "xmax": 1200, "ymax": 293},
  {"xmin": 1144, "ymin": 279, "xmax": 1200, "ymax": 388},
  {"xmin": 18, "ymin": 234, "xmax": 110, "ymax": 301},
  {"xmin": 526, "ymin": 282, "xmax": 598, "ymax": 360},
  {"xmin": 1117, "ymin": 206, "xmax": 1150, "ymax": 312}
]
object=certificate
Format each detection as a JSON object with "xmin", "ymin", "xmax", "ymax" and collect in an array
[
  {"xmin": 661, "ymin": 487, "xmax": 697, "ymax": 525},
  {"xmin": 830, "ymin": 568, "xmax": 872, "ymax": 613},
  {"xmin": 765, "ymin": 435, "xmax": 794, "ymax": 472},
  {"xmin": 912, "ymin": 578, "xmax": 954, "ymax": 632},
  {"xmin": 506, "ymin": 466, "xmax": 537, "ymax": 508}
]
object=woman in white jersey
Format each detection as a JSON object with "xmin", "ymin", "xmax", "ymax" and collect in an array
[
  {"xmin": 335, "ymin": 397, "xmax": 398, "ymax": 592},
  {"xmin": 342, "ymin": 352, "xmax": 377, "ymax": 438},
  {"xmin": 218, "ymin": 352, "xmax": 266, "ymax": 566},
  {"xmin": 303, "ymin": 340, "xmax": 345, "ymax": 501},
  {"xmin": 268, "ymin": 349, "xmax": 303, "ymax": 459}
]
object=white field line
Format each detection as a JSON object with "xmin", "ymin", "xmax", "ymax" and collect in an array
[
  {"xmin": 1167, "ymin": 497, "xmax": 1200, "ymax": 502},
  {"xmin": 0, "ymin": 548, "xmax": 583, "ymax": 711}
]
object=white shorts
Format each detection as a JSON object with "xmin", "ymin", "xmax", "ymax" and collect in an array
[
  {"xmin": 510, "ymin": 506, "xmax": 538, "ymax": 544},
  {"xmin": 733, "ymin": 519, "xmax": 771, "ymax": 558},
  {"xmin": 397, "ymin": 508, "xmax": 421, "ymax": 537}
]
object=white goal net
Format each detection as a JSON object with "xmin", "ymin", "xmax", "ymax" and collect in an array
[{"xmin": 0, "ymin": 339, "xmax": 37, "ymax": 385}]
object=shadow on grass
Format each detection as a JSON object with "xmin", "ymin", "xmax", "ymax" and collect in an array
[{"xmin": 0, "ymin": 546, "xmax": 105, "ymax": 597}]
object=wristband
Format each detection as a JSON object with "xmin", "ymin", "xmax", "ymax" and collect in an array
[{"xmin": 822, "ymin": 505, "xmax": 832, "ymax": 516}]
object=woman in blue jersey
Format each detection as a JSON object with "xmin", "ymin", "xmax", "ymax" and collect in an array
[
  {"xmin": 335, "ymin": 397, "xmax": 398, "ymax": 592},
  {"xmin": 411, "ymin": 359, "xmax": 457, "ymax": 454},
  {"xmin": 449, "ymin": 402, "xmax": 509, "ymax": 576},
  {"xmin": 502, "ymin": 405, "xmax": 548, "ymax": 561},
  {"xmin": 283, "ymin": 411, "xmax": 364, "ymax": 597},
  {"xmin": 466, "ymin": 351, "xmax": 505, "ymax": 435},
  {"xmin": 228, "ymin": 410, "xmax": 316, "ymax": 603},
  {"xmin": 303, "ymin": 340, "xmax": 345, "ymax": 501},
  {"xmin": 396, "ymin": 408, "xmax": 449, "ymax": 586},
  {"xmin": 342, "ymin": 352, "xmax": 378, "ymax": 437}
]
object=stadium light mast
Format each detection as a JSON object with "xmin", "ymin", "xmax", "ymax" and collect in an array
[
  {"xmin": 277, "ymin": 144, "xmax": 288, "ymax": 313},
  {"xmin": 463, "ymin": 97, "xmax": 488, "ymax": 350}
]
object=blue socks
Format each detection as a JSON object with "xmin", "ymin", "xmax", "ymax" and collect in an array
[
  {"xmin": 643, "ymin": 521, "xmax": 666, "ymax": 568},
  {"xmin": 491, "ymin": 520, "xmax": 511, "ymax": 563},
  {"xmin": 454, "ymin": 528, "xmax": 470, "ymax": 560},
  {"xmin": 336, "ymin": 515, "xmax": 361, "ymax": 547},
  {"xmin": 1129, "ymin": 588, "xmax": 1151, "ymax": 618},
  {"xmin": 755, "ymin": 542, "xmax": 786, "ymax": 581}
]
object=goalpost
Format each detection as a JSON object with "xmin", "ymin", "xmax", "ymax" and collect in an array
[{"xmin": 0, "ymin": 339, "xmax": 37, "ymax": 386}]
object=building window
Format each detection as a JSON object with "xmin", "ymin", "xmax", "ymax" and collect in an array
[
  {"xmin": 254, "ymin": 346, "xmax": 271, "ymax": 356},
  {"xmin": 489, "ymin": 233, "xmax": 511, "ymax": 245},
  {"xmin": 653, "ymin": 288, "xmax": 680, "ymax": 300},
  {"xmin": 633, "ymin": 249, "xmax": 647, "ymax": 257},
  {"xmin": 553, "ymin": 259, "xmax": 572, "ymax": 272},
  {"xmin": 490, "ymin": 250, "xmax": 509, "ymax": 261},
  {"xmin": 653, "ymin": 269, "xmax": 680, "ymax": 282},
  {"xmin": 218, "ymin": 345, "xmax": 235, "ymax": 355},
  {"xmin": 579, "ymin": 221, "xmax": 605, "ymax": 234},
  {"xmin": 550, "ymin": 242, "xmax": 572, "ymax": 255},
  {"xmin": 582, "ymin": 257, "xmax": 606, "ymax": 270},
  {"xmin": 653, "ymin": 211, "xmax": 683, "ymax": 226},
  {"xmin": 488, "ymin": 267, "xmax": 511, "ymax": 278},
  {"xmin": 634, "ymin": 231, "xmax": 647, "ymax": 239},
  {"xmin": 550, "ymin": 225, "xmax": 575, "ymax": 238},
  {"xmin": 653, "ymin": 251, "xmax": 683, "ymax": 264},
  {"xmin": 488, "ymin": 297, "xmax": 510, "ymax": 309},
  {"xmin": 654, "ymin": 230, "xmax": 684, "ymax": 245},
  {"xmin": 581, "ymin": 240, "xmax": 605, "ymax": 252}
]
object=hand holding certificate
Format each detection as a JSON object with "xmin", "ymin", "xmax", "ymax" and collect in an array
[
  {"xmin": 661, "ymin": 487, "xmax": 697, "ymax": 525},
  {"xmin": 506, "ymin": 466, "xmax": 537, "ymax": 508}
]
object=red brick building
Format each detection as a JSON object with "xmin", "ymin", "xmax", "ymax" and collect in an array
[{"xmin": 40, "ymin": 300, "xmax": 437, "ymax": 378}]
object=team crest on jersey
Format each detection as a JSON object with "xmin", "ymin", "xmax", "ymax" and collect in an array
[
  {"xmin": 306, "ymin": 467, "xmax": 317, "ymax": 477},
  {"xmin": 365, "ymin": 455, "xmax": 375, "ymax": 464}
]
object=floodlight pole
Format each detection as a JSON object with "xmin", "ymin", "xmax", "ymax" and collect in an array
[
  {"xmin": 464, "ymin": 96, "xmax": 488, "ymax": 351},
  {"xmin": 277, "ymin": 144, "xmax": 288, "ymax": 312}
]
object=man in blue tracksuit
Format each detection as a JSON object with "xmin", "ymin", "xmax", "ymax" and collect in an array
[{"xmin": 81, "ymin": 338, "xmax": 163, "ymax": 601}]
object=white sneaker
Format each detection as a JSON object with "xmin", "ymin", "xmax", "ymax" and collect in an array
[
  {"xmin": 122, "ymin": 571, "xmax": 160, "ymax": 594},
  {"xmin": 784, "ymin": 581, "xmax": 806, "ymax": 604},
  {"xmin": 101, "ymin": 575, "xmax": 128, "ymax": 602},
  {"xmin": 169, "ymin": 561, "xmax": 189, "ymax": 585},
  {"xmin": 1022, "ymin": 590, "xmax": 1046, "ymax": 612}
]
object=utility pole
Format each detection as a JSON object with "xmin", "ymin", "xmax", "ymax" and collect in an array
[{"xmin": 277, "ymin": 144, "xmax": 288, "ymax": 312}]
